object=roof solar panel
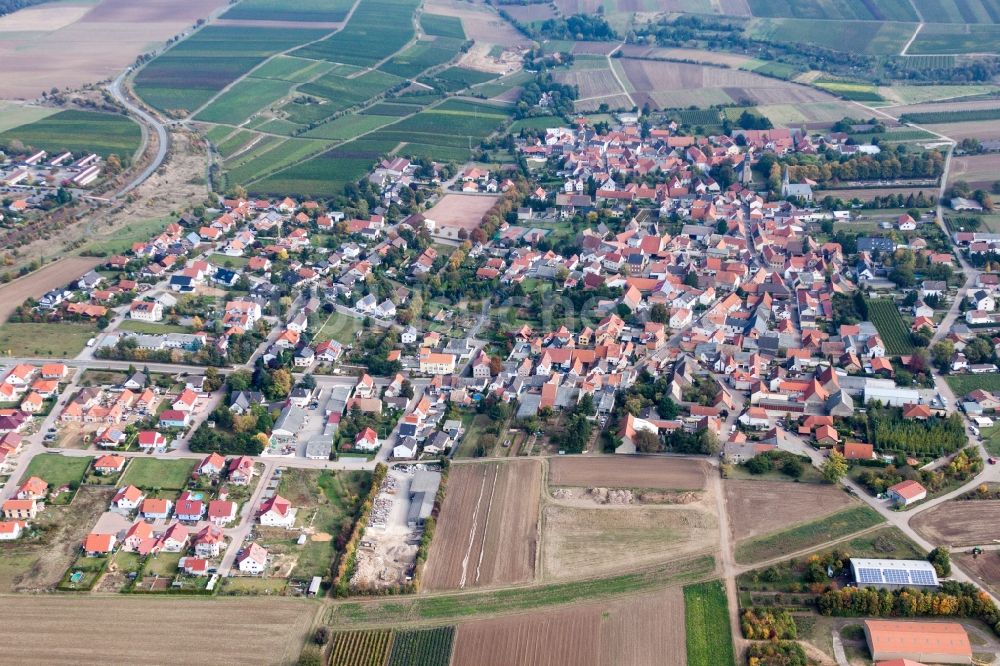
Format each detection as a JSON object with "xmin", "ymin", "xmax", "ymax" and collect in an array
[{"xmin": 910, "ymin": 570, "xmax": 936, "ymax": 585}]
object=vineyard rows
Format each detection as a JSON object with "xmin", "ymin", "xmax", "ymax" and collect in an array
[
  {"xmin": 328, "ymin": 627, "xmax": 454, "ymax": 666},
  {"xmin": 867, "ymin": 298, "xmax": 914, "ymax": 355}
]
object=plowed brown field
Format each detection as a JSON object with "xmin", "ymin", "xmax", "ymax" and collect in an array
[
  {"xmin": 911, "ymin": 500, "xmax": 1000, "ymax": 547},
  {"xmin": 423, "ymin": 460, "xmax": 541, "ymax": 590},
  {"xmin": 548, "ymin": 456, "xmax": 707, "ymax": 491},
  {"xmin": 725, "ymin": 480, "xmax": 856, "ymax": 542},
  {"xmin": 452, "ymin": 587, "xmax": 686, "ymax": 666},
  {"xmin": 0, "ymin": 595, "xmax": 314, "ymax": 664}
]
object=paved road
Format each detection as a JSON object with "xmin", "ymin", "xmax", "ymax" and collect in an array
[{"xmin": 108, "ymin": 69, "xmax": 168, "ymax": 198}]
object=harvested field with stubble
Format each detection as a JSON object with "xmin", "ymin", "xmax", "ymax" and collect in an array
[
  {"xmin": 617, "ymin": 58, "xmax": 835, "ymax": 109},
  {"xmin": 0, "ymin": 256, "xmax": 102, "ymax": 324},
  {"xmin": 424, "ymin": 194, "xmax": 498, "ymax": 232},
  {"xmin": 423, "ymin": 460, "xmax": 541, "ymax": 591},
  {"xmin": 548, "ymin": 456, "xmax": 707, "ymax": 491},
  {"xmin": 451, "ymin": 587, "xmax": 687, "ymax": 666},
  {"xmin": 0, "ymin": 595, "xmax": 315, "ymax": 664},
  {"xmin": 724, "ymin": 479, "xmax": 855, "ymax": 542},
  {"xmin": 542, "ymin": 503, "xmax": 718, "ymax": 580},
  {"xmin": 911, "ymin": 500, "xmax": 1000, "ymax": 547}
]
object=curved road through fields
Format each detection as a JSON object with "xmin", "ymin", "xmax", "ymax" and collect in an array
[{"xmin": 108, "ymin": 69, "xmax": 168, "ymax": 198}]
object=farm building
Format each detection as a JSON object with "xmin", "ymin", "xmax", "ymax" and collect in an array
[
  {"xmin": 887, "ymin": 480, "xmax": 927, "ymax": 507},
  {"xmin": 864, "ymin": 620, "xmax": 971, "ymax": 664},
  {"xmin": 850, "ymin": 558, "xmax": 939, "ymax": 590},
  {"xmin": 407, "ymin": 469, "xmax": 441, "ymax": 527}
]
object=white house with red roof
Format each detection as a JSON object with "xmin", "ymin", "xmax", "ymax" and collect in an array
[
  {"xmin": 207, "ymin": 499, "xmax": 237, "ymax": 526},
  {"xmin": 175, "ymin": 491, "xmax": 205, "ymax": 521},
  {"xmin": 354, "ymin": 427, "xmax": 379, "ymax": 452},
  {"xmin": 197, "ymin": 452, "xmax": 226, "ymax": 476},
  {"xmin": 137, "ymin": 431, "xmax": 167, "ymax": 450},
  {"xmin": 237, "ymin": 542, "xmax": 268, "ymax": 574},
  {"xmin": 258, "ymin": 494, "xmax": 296, "ymax": 528},
  {"xmin": 111, "ymin": 485, "xmax": 145, "ymax": 513},
  {"xmin": 193, "ymin": 525, "xmax": 225, "ymax": 557}
]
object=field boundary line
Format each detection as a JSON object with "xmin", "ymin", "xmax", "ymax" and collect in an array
[
  {"xmin": 605, "ymin": 43, "xmax": 635, "ymax": 109},
  {"xmin": 458, "ymin": 464, "xmax": 489, "ymax": 589},
  {"xmin": 473, "ymin": 463, "xmax": 499, "ymax": 586},
  {"xmin": 900, "ymin": 22, "xmax": 924, "ymax": 56}
]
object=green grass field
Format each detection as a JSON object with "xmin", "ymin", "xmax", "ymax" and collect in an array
[
  {"xmin": 0, "ymin": 322, "xmax": 97, "ymax": 358},
  {"xmin": 380, "ymin": 38, "xmax": 464, "ymax": 79},
  {"xmin": 120, "ymin": 458, "xmax": 197, "ymax": 491},
  {"xmin": 945, "ymin": 373, "xmax": 1000, "ymax": 397},
  {"xmin": 0, "ymin": 110, "xmax": 141, "ymax": 159},
  {"xmin": 734, "ymin": 505, "xmax": 884, "ymax": 564},
  {"xmin": 81, "ymin": 216, "xmax": 172, "ymax": 256},
  {"xmin": 0, "ymin": 102, "xmax": 59, "ymax": 134},
  {"xmin": 294, "ymin": 0, "xmax": 419, "ymax": 67},
  {"xmin": 684, "ymin": 581, "xmax": 735, "ymax": 666},
  {"xmin": 22, "ymin": 454, "xmax": 92, "ymax": 492},
  {"xmin": 747, "ymin": 0, "xmax": 917, "ymax": 20},
  {"xmin": 420, "ymin": 13, "xmax": 465, "ymax": 39},
  {"xmin": 327, "ymin": 555, "xmax": 715, "ymax": 625},
  {"xmin": 910, "ymin": 23, "xmax": 1000, "ymax": 54}
]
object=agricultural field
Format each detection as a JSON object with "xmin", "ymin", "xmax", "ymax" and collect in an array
[
  {"xmin": 616, "ymin": 58, "xmax": 838, "ymax": 111},
  {"xmin": 948, "ymin": 153, "xmax": 1000, "ymax": 189},
  {"xmin": 300, "ymin": 114, "xmax": 398, "ymax": 140},
  {"xmin": 867, "ymin": 298, "xmax": 915, "ymax": 355},
  {"xmin": 423, "ymin": 460, "xmax": 541, "ymax": 591},
  {"xmin": 734, "ymin": 504, "xmax": 884, "ymax": 564},
  {"xmin": 553, "ymin": 59, "xmax": 626, "ymax": 101},
  {"xmin": 746, "ymin": 0, "xmax": 917, "ymax": 20},
  {"xmin": 945, "ymin": 373, "xmax": 1000, "ymax": 396},
  {"xmin": 0, "ymin": 102, "xmax": 58, "ymax": 134},
  {"xmin": 954, "ymin": 551, "xmax": 1000, "ymax": 599},
  {"xmin": 901, "ymin": 107, "xmax": 1000, "ymax": 124},
  {"xmin": 381, "ymin": 38, "xmax": 465, "ymax": 79},
  {"xmin": 683, "ymin": 580, "xmax": 735, "ymax": 666},
  {"xmin": 328, "ymin": 630, "xmax": 393, "ymax": 666},
  {"xmin": 252, "ymin": 56, "xmax": 333, "ymax": 83},
  {"xmin": 814, "ymin": 78, "xmax": 884, "ymax": 102},
  {"xmin": 294, "ymin": 0, "xmax": 419, "ymax": 67},
  {"xmin": 758, "ymin": 100, "xmax": 862, "ymax": 127},
  {"xmin": 542, "ymin": 503, "xmax": 718, "ymax": 580},
  {"xmin": 911, "ymin": 500, "xmax": 1000, "ymax": 547},
  {"xmin": 328, "ymin": 555, "xmax": 714, "ymax": 625},
  {"xmin": 451, "ymin": 587, "xmax": 688, "ymax": 666},
  {"xmin": 0, "ymin": 110, "xmax": 141, "ymax": 159},
  {"xmin": 226, "ymin": 137, "xmax": 334, "ymax": 190},
  {"xmin": 925, "ymin": 119, "xmax": 1000, "ymax": 141},
  {"xmin": 724, "ymin": 479, "xmax": 856, "ymax": 542},
  {"xmin": 388, "ymin": 627, "xmax": 456, "ymax": 666},
  {"xmin": 421, "ymin": 13, "xmax": 466, "ymax": 40},
  {"xmin": 910, "ymin": 23, "xmax": 1000, "ymax": 54},
  {"xmin": 80, "ymin": 215, "xmax": 173, "ymax": 256},
  {"xmin": 548, "ymin": 456, "xmax": 707, "ymax": 491},
  {"xmin": 297, "ymin": 69, "xmax": 404, "ymax": 114},
  {"xmin": 748, "ymin": 18, "xmax": 916, "ymax": 55},
  {"xmin": 134, "ymin": 26, "xmax": 329, "ymax": 115},
  {"xmin": 423, "ymin": 194, "xmax": 497, "ymax": 233},
  {"xmin": 193, "ymin": 77, "xmax": 293, "ymax": 125},
  {"xmin": 911, "ymin": 0, "xmax": 1000, "ymax": 24},
  {"xmin": 880, "ymin": 84, "xmax": 1000, "ymax": 106},
  {"xmin": 119, "ymin": 458, "xmax": 197, "ymax": 491},
  {"xmin": 0, "ymin": 322, "xmax": 97, "ymax": 358},
  {"xmin": 2, "ymin": 595, "xmax": 313, "ymax": 663},
  {"xmin": 220, "ymin": 0, "xmax": 354, "ymax": 22}
]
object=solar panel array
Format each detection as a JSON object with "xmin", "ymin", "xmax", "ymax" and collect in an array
[{"xmin": 852, "ymin": 561, "xmax": 938, "ymax": 587}]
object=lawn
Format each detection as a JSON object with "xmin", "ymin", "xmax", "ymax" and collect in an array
[
  {"xmin": 945, "ymin": 373, "xmax": 1000, "ymax": 397},
  {"xmin": 0, "ymin": 322, "xmax": 97, "ymax": 358},
  {"xmin": 145, "ymin": 551, "xmax": 183, "ymax": 577},
  {"xmin": 327, "ymin": 555, "xmax": 715, "ymax": 625},
  {"xmin": 979, "ymin": 424, "xmax": 1000, "ymax": 457},
  {"xmin": 220, "ymin": 576, "xmax": 290, "ymax": 595},
  {"xmin": 0, "ymin": 110, "xmax": 142, "ymax": 159},
  {"xmin": 22, "ymin": 454, "xmax": 92, "ymax": 498},
  {"xmin": 684, "ymin": 580, "xmax": 735, "ymax": 666},
  {"xmin": 734, "ymin": 505, "xmax": 884, "ymax": 564},
  {"xmin": 314, "ymin": 311, "xmax": 361, "ymax": 346},
  {"xmin": 120, "ymin": 458, "xmax": 197, "ymax": 491}
]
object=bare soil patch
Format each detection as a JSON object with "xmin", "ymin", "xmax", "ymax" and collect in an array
[
  {"xmin": 452, "ymin": 587, "xmax": 687, "ymax": 666},
  {"xmin": 0, "ymin": 0, "xmax": 228, "ymax": 98},
  {"xmin": 926, "ymin": 120, "xmax": 1000, "ymax": 142},
  {"xmin": 550, "ymin": 486, "xmax": 702, "ymax": 506},
  {"xmin": 911, "ymin": 500, "xmax": 1000, "ymax": 547},
  {"xmin": 555, "ymin": 68, "xmax": 625, "ymax": 100},
  {"xmin": 425, "ymin": 0, "xmax": 529, "ymax": 47},
  {"xmin": 0, "ymin": 3, "xmax": 92, "ymax": 31},
  {"xmin": 948, "ymin": 154, "xmax": 1000, "ymax": 188},
  {"xmin": 548, "ymin": 456, "xmax": 707, "ymax": 491},
  {"xmin": 0, "ymin": 256, "xmax": 101, "ymax": 324},
  {"xmin": 572, "ymin": 41, "xmax": 620, "ymax": 56},
  {"xmin": 503, "ymin": 4, "xmax": 557, "ymax": 22},
  {"xmin": 542, "ymin": 503, "xmax": 718, "ymax": 580},
  {"xmin": 619, "ymin": 45, "xmax": 754, "ymax": 68},
  {"xmin": 424, "ymin": 193, "xmax": 498, "ymax": 231},
  {"xmin": 0, "ymin": 595, "xmax": 314, "ymax": 664},
  {"xmin": 724, "ymin": 479, "xmax": 855, "ymax": 543},
  {"xmin": 423, "ymin": 460, "xmax": 541, "ymax": 591},
  {"xmin": 955, "ymin": 552, "xmax": 1000, "ymax": 600}
]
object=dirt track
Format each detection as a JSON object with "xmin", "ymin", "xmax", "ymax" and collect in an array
[
  {"xmin": 0, "ymin": 256, "xmax": 101, "ymax": 324},
  {"xmin": 0, "ymin": 595, "xmax": 315, "ymax": 665},
  {"xmin": 548, "ymin": 456, "xmax": 707, "ymax": 491},
  {"xmin": 423, "ymin": 460, "xmax": 540, "ymax": 591}
]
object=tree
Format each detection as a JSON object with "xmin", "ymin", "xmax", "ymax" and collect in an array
[
  {"xmin": 228, "ymin": 369, "xmax": 252, "ymax": 392},
  {"xmin": 268, "ymin": 369, "xmax": 292, "ymax": 399},
  {"xmin": 633, "ymin": 429, "xmax": 660, "ymax": 453},
  {"xmin": 649, "ymin": 303, "xmax": 669, "ymax": 324},
  {"xmin": 928, "ymin": 546, "xmax": 951, "ymax": 577},
  {"xmin": 822, "ymin": 451, "xmax": 848, "ymax": 484},
  {"xmin": 931, "ymin": 340, "xmax": 954, "ymax": 373}
]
